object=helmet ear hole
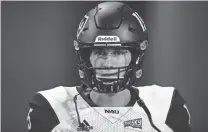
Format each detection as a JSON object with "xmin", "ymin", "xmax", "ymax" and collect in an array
[
  {"xmin": 136, "ymin": 69, "xmax": 142, "ymax": 78},
  {"xmin": 79, "ymin": 69, "xmax": 85, "ymax": 78},
  {"xmin": 140, "ymin": 40, "xmax": 148, "ymax": 51}
]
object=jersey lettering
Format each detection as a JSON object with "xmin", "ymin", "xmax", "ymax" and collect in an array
[
  {"xmin": 104, "ymin": 109, "xmax": 119, "ymax": 114},
  {"xmin": 27, "ymin": 108, "xmax": 33, "ymax": 130}
]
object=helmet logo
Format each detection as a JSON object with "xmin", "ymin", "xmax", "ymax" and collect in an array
[
  {"xmin": 95, "ymin": 36, "xmax": 120, "ymax": 43},
  {"xmin": 132, "ymin": 12, "xmax": 147, "ymax": 32},
  {"xmin": 77, "ymin": 15, "xmax": 89, "ymax": 39}
]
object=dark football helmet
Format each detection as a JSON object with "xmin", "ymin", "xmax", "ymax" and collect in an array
[{"xmin": 74, "ymin": 2, "xmax": 148, "ymax": 93}]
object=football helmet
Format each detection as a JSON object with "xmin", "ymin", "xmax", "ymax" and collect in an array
[{"xmin": 74, "ymin": 2, "xmax": 148, "ymax": 93}]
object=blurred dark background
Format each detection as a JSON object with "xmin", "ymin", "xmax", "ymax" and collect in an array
[{"xmin": 2, "ymin": 1, "xmax": 208, "ymax": 132}]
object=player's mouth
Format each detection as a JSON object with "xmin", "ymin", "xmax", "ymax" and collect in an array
[
  {"xmin": 96, "ymin": 69, "xmax": 126, "ymax": 78},
  {"xmin": 100, "ymin": 72, "xmax": 119, "ymax": 76}
]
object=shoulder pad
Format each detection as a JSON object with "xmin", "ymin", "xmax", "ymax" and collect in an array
[
  {"xmin": 37, "ymin": 86, "xmax": 79, "ymax": 122},
  {"xmin": 37, "ymin": 86, "xmax": 78, "ymax": 103},
  {"xmin": 133, "ymin": 85, "xmax": 175, "ymax": 123}
]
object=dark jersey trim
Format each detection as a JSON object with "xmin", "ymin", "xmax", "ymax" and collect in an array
[
  {"xmin": 28, "ymin": 93, "xmax": 60, "ymax": 132},
  {"xmin": 165, "ymin": 89, "xmax": 191, "ymax": 132}
]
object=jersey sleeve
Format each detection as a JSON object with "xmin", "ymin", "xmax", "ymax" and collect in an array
[
  {"xmin": 27, "ymin": 93, "xmax": 60, "ymax": 132},
  {"xmin": 165, "ymin": 89, "xmax": 191, "ymax": 132}
]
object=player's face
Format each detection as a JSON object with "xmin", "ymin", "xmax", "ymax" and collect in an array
[{"xmin": 90, "ymin": 47, "xmax": 131, "ymax": 78}]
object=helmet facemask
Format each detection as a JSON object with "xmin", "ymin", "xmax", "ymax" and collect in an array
[{"xmin": 75, "ymin": 40, "xmax": 148, "ymax": 93}]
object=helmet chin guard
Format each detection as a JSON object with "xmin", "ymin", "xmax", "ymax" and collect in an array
[{"xmin": 74, "ymin": 2, "xmax": 148, "ymax": 93}]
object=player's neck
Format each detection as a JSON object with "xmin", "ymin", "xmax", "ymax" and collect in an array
[{"xmin": 89, "ymin": 89, "xmax": 131, "ymax": 107}]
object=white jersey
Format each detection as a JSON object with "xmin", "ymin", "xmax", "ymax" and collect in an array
[{"xmin": 37, "ymin": 85, "xmax": 175, "ymax": 132}]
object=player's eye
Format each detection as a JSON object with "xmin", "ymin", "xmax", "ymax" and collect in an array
[
  {"xmin": 112, "ymin": 50, "xmax": 127, "ymax": 56},
  {"xmin": 95, "ymin": 50, "xmax": 107, "ymax": 56}
]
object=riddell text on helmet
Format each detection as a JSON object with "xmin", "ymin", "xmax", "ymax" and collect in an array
[{"xmin": 95, "ymin": 36, "xmax": 120, "ymax": 43}]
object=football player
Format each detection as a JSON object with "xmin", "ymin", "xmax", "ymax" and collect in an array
[{"xmin": 27, "ymin": 2, "xmax": 191, "ymax": 132}]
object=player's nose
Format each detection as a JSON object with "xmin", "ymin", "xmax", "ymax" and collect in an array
[{"xmin": 102, "ymin": 56, "xmax": 113, "ymax": 68}]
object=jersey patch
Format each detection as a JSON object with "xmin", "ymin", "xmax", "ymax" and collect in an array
[{"xmin": 124, "ymin": 118, "xmax": 142, "ymax": 131}]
